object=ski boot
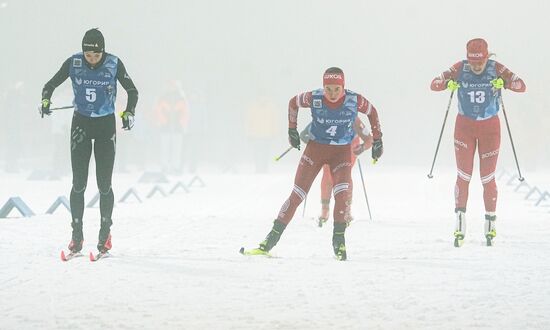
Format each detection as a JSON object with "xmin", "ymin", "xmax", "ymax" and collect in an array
[
  {"xmin": 333, "ymin": 222, "xmax": 347, "ymax": 261},
  {"xmin": 61, "ymin": 220, "xmax": 84, "ymax": 261},
  {"xmin": 68, "ymin": 238, "xmax": 83, "ymax": 253},
  {"xmin": 454, "ymin": 208, "xmax": 466, "ymax": 247},
  {"xmin": 69, "ymin": 220, "xmax": 84, "ymax": 253},
  {"xmin": 484, "ymin": 214, "xmax": 496, "ymax": 246},
  {"xmin": 318, "ymin": 199, "xmax": 330, "ymax": 227},
  {"xmin": 97, "ymin": 217, "xmax": 113, "ymax": 253},
  {"xmin": 241, "ymin": 220, "xmax": 287, "ymax": 256}
]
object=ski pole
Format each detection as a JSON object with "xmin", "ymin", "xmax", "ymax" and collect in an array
[
  {"xmin": 357, "ymin": 159, "xmax": 372, "ymax": 221},
  {"xmin": 274, "ymin": 146, "xmax": 293, "ymax": 161},
  {"xmin": 38, "ymin": 104, "xmax": 75, "ymax": 117},
  {"xmin": 427, "ymin": 90, "xmax": 454, "ymax": 179},
  {"xmin": 50, "ymin": 105, "xmax": 75, "ymax": 111},
  {"xmin": 499, "ymin": 95, "xmax": 524, "ymax": 182}
]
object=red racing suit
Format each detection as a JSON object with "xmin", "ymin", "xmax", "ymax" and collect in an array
[
  {"xmin": 319, "ymin": 118, "xmax": 372, "ymax": 209},
  {"xmin": 431, "ymin": 60, "xmax": 525, "ymax": 213},
  {"xmin": 277, "ymin": 90, "xmax": 381, "ymax": 224}
]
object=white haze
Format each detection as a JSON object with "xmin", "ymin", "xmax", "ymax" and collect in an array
[
  {"xmin": 0, "ymin": 0, "xmax": 549, "ymax": 174},
  {"xmin": 1, "ymin": 2, "xmax": 550, "ymax": 329}
]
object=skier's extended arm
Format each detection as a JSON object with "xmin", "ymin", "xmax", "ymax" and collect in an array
[
  {"xmin": 116, "ymin": 59, "xmax": 138, "ymax": 130},
  {"xmin": 40, "ymin": 58, "xmax": 71, "ymax": 116},
  {"xmin": 352, "ymin": 118, "xmax": 373, "ymax": 155},
  {"xmin": 495, "ymin": 62, "xmax": 526, "ymax": 92},
  {"xmin": 430, "ymin": 62, "xmax": 463, "ymax": 91},
  {"xmin": 357, "ymin": 94, "xmax": 383, "ymax": 161},
  {"xmin": 287, "ymin": 91, "xmax": 313, "ymax": 150}
]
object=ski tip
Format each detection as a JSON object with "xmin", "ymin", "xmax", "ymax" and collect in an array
[
  {"xmin": 89, "ymin": 251, "xmax": 96, "ymax": 262},
  {"xmin": 239, "ymin": 247, "xmax": 245, "ymax": 255},
  {"xmin": 61, "ymin": 250, "xmax": 67, "ymax": 262}
]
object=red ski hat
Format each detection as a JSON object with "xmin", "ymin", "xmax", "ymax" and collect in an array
[
  {"xmin": 323, "ymin": 72, "xmax": 345, "ymax": 86},
  {"xmin": 466, "ymin": 38, "xmax": 488, "ymax": 63}
]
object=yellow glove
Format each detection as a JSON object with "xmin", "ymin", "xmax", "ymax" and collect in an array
[
  {"xmin": 491, "ymin": 77, "xmax": 505, "ymax": 89},
  {"xmin": 446, "ymin": 80, "xmax": 460, "ymax": 92},
  {"xmin": 119, "ymin": 111, "xmax": 135, "ymax": 130},
  {"xmin": 40, "ymin": 99, "xmax": 51, "ymax": 117}
]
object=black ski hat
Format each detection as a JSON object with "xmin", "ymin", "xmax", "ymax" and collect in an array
[{"xmin": 82, "ymin": 28, "xmax": 104, "ymax": 52}]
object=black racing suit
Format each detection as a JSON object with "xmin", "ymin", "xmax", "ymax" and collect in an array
[{"xmin": 42, "ymin": 54, "xmax": 138, "ymax": 246}]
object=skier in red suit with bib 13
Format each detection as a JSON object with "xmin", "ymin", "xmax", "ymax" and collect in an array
[
  {"xmin": 430, "ymin": 38, "xmax": 525, "ymax": 247},
  {"xmin": 243, "ymin": 67, "xmax": 382, "ymax": 260}
]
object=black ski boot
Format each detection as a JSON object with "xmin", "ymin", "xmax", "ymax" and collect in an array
[
  {"xmin": 333, "ymin": 222, "xmax": 347, "ymax": 261},
  {"xmin": 97, "ymin": 217, "xmax": 112, "ymax": 253},
  {"xmin": 239, "ymin": 220, "xmax": 287, "ymax": 256},
  {"xmin": 259, "ymin": 220, "xmax": 287, "ymax": 252}
]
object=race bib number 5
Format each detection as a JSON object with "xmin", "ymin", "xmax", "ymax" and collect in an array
[{"xmin": 85, "ymin": 88, "xmax": 97, "ymax": 102}]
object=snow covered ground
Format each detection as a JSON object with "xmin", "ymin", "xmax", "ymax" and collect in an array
[{"xmin": 1, "ymin": 165, "xmax": 549, "ymax": 330}]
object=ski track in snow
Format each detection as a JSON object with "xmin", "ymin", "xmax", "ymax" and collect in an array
[{"xmin": 0, "ymin": 167, "xmax": 549, "ymax": 329}]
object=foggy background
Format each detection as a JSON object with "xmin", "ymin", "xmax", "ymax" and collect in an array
[{"xmin": 1, "ymin": 0, "xmax": 549, "ymax": 176}]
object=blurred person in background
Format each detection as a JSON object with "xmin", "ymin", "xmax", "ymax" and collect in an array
[
  {"xmin": 153, "ymin": 79, "xmax": 190, "ymax": 174},
  {"xmin": 40, "ymin": 28, "xmax": 138, "ymax": 257},
  {"xmin": 246, "ymin": 98, "xmax": 279, "ymax": 173}
]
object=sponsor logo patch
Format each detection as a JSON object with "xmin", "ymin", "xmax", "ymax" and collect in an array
[
  {"xmin": 468, "ymin": 52, "xmax": 484, "ymax": 58},
  {"xmin": 481, "ymin": 149, "xmax": 499, "ymax": 159},
  {"xmin": 332, "ymin": 162, "xmax": 352, "ymax": 173},
  {"xmin": 300, "ymin": 154, "xmax": 314, "ymax": 166},
  {"xmin": 454, "ymin": 139, "xmax": 468, "ymax": 149}
]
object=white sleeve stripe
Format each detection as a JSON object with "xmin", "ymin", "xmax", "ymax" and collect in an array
[{"xmin": 366, "ymin": 103, "xmax": 372, "ymax": 115}]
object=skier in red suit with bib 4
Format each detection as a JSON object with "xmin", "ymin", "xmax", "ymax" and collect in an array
[{"xmin": 242, "ymin": 67, "xmax": 383, "ymax": 260}]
